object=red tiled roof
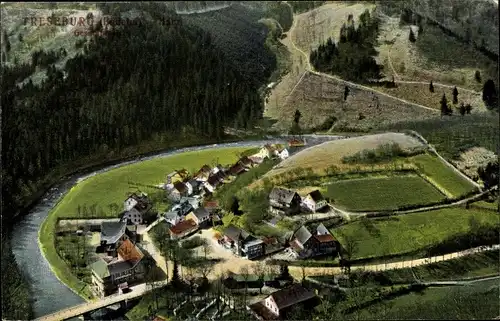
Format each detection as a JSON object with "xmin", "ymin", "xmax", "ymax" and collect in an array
[
  {"xmin": 169, "ymin": 219, "xmax": 197, "ymax": 235},
  {"xmin": 314, "ymin": 234, "xmax": 335, "ymax": 243},
  {"xmin": 117, "ymin": 239, "xmax": 144, "ymax": 265},
  {"xmin": 204, "ymin": 201, "xmax": 219, "ymax": 209}
]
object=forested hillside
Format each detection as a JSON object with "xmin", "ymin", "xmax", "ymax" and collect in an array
[
  {"xmin": 180, "ymin": 2, "xmax": 293, "ymax": 86},
  {"xmin": 2, "ymin": 2, "xmax": 264, "ymax": 224},
  {"xmin": 310, "ymin": 9, "xmax": 382, "ymax": 82}
]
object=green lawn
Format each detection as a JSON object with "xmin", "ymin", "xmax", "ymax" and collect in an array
[
  {"xmin": 39, "ymin": 146, "xmax": 253, "ymax": 300},
  {"xmin": 325, "ymin": 175, "xmax": 445, "ymax": 211},
  {"xmin": 332, "ymin": 207, "xmax": 499, "ymax": 259},
  {"xmin": 409, "ymin": 153, "xmax": 478, "ymax": 198},
  {"xmin": 330, "ymin": 250, "xmax": 500, "ymax": 287},
  {"xmin": 350, "ymin": 278, "xmax": 499, "ymax": 320},
  {"xmin": 471, "ymin": 200, "xmax": 499, "ymax": 212}
]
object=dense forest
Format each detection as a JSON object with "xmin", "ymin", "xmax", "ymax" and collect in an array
[
  {"xmin": 309, "ymin": 9, "xmax": 383, "ymax": 82},
  {"xmin": 1, "ymin": 3, "xmax": 267, "ymax": 318}
]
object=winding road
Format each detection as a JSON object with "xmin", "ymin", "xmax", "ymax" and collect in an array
[{"xmin": 280, "ymin": 7, "xmax": 482, "ymax": 116}]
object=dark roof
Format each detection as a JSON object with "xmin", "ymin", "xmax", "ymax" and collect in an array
[
  {"xmin": 169, "ymin": 219, "xmax": 197, "ymax": 235},
  {"xmin": 308, "ymin": 190, "xmax": 324, "ymax": 202},
  {"xmin": 173, "ymin": 181, "xmax": 187, "ymax": 193},
  {"xmin": 193, "ymin": 207, "xmax": 210, "ymax": 220},
  {"xmin": 108, "ymin": 260, "xmax": 134, "ymax": 275},
  {"xmin": 269, "ymin": 187, "xmax": 299, "ymax": 205},
  {"xmin": 293, "ymin": 226, "xmax": 312, "ymax": 245},
  {"xmin": 187, "ymin": 179, "xmax": 200, "ymax": 189},
  {"xmin": 101, "ymin": 221, "xmax": 127, "ymax": 244},
  {"xmin": 238, "ymin": 156, "xmax": 253, "ymax": 167},
  {"xmin": 127, "ymin": 193, "xmax": 152, "ymax": 211},
  {"xmin": 207, "ymin": 171, "xmax": 226, "ymax": 185},
  {"xmin": 229, "ymin": 163, "xmax": 246, "ymax": 176},
  {"xmin": 176, "ymin": 201, "xmax": 194, "ymax": 216},
  {"xmin": 224, "ymin": 224, "xmax": 250, "ymax": 242},
  {"xmin": 270, "ymin": 284, "xmax": 316, "ymax": 310}
]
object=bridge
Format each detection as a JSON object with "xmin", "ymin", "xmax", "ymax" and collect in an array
[{"xmin": 34, "ymin": 281, "xmax": 168, "ymax": 321}]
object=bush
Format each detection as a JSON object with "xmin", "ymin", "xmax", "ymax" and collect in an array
[
  {"xmin": 181, "ymin": 236, "xmax": 206, "ymax": 249},
  {"xmin": 342, "ymin": 143, "xmax": 423, "ymax": 164}
]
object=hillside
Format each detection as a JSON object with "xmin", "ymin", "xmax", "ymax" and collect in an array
[
  {"xmin": 378, "ymin": 0, "xmax": 499, "ymax": 55},
  {"xmin": 272, "ymin": 71, "xmax": 438, "ymax": 131},
  {"xmin": 2, "ymin": 2, "xmax": 265, "ymax": 223},
  {"xmin": 180, "ymin": 4, "xmax": 275, "ymax": 86}
]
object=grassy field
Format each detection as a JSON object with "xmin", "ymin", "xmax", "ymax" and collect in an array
[
  {"xmin": 373, "ymin": 82, "xmax": 486, "ymax": 112},
  {"xmin": 268, "ymin": 132, "xmax": 425, "ymax": 176},
  {"xmin": 332, "ymin": 207, "xmax": 499, "ymax": 259},
  {"xmin": 382, "ymin": 250, "xmax": 500, "ymax": 283},
  {"xmin": 471, "ymin": 200, "xmax": 499, "ymax": 212},
  {"xmin": 325, "ymin": 175, "xmax": 445, "ymax": 211},
  {"xmin": 270, "ymin": 72, "xmax": 439, "ymax": 131},
  {"xmin": 387, "ymin": 113, "xmax": 499, "ymax": 160},
  {"xmin": 313, "ymin": 250, "xmax": 499, "ymax": 286},
  {"xmin": 350, "ymin": 278, "xmax": 499, "ymax": 320},
  {"xmin": 409, "ymin": 153, "xmax": 478, "ymax": 198},
  {"xmin": 39, "ymin": 146, "xmax": 253, "ymax": 299}
]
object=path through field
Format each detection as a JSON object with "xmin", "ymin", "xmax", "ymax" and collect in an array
[{"xmin": 265, "ymin": 2, "xmax": 486, "ymax": 127}]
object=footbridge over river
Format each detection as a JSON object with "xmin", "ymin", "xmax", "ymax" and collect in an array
[{"xmin": 34, "ymin": 281, "xmax": 167, "ymax": 321}]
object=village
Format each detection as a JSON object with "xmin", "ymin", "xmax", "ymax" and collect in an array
[{"xmin": 53, "ymin": 137, "xmax": 342, "ymax": 320}]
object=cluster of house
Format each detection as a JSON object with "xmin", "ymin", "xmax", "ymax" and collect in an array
[
  {"xmin": 268, "ymin": 187, "xmax": 329, "ymax": 216},
  {"xmin": 215, "ymin": 219, "xmax": 338, "ymax": 261},
  {"xmin": 160, "ymin": 142, "xmax": 299, "ymax": 240},
  {"xmin": 89, "ymin": 193, "xmax": 156, "ymax": 297},
  {"xmin": 90, "ymin": 220, "xmax": 146, "ymax": 297}
]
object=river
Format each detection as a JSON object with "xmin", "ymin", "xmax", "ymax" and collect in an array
[{"xmin": 10, "ymin": 135, "xmax": 341, "ymax": 318}]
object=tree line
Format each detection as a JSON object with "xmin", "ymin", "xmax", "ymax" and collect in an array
[
  {"xmin": 309, "ymin": 9, "xmax": 383, "ymax": 82},
  {"xmin": 2, "ymin": 3, "xmax": 264, "ymax": 222},
  {"xmin": 1, "ymin": 3, "xmax": 267, "ymax": 318}
]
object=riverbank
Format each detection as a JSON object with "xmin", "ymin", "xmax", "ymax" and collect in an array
[
  {"xmin": 38, "ymin": 146, "xmax": 256, "ymax": 301},
  {"xmin": 7, "ymin": 134, "xmax": 268, "ymax": 318}
]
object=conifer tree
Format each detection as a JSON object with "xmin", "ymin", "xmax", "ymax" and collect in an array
[
  {"xmin": 409, "ymin": 28, "xmax": 416, "ymax": 42},
  {"xmin": 429, "ymin": 80, "xmax": 434, "ymax": 93},
  {"xmin": 452, "ymin": 86, "xmax": 459, "ymax": 104}
]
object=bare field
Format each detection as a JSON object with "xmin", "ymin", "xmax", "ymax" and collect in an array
[
  {"xmin": 264, "ymin": 30, "xmax": 307, "ymax": 120},
  {"xmin": 377, "ymin": 14, "xmax": 498, "ymax": 91},
  {"xmin": 267, "ymin": 132, "xmax": 425, "ymax": 176},
  {"xmin": 293, "ymin": 2, "xmax": 376, "ymax": 53},
  {"xmin": 273, "ymin": 72, "xmax": 438, "ymax": 131},
  {"xmin": 372, "ymin": 82, "xmax": 487, "ymax": 112}
]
